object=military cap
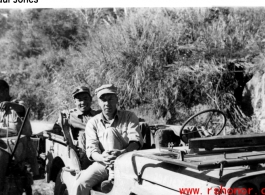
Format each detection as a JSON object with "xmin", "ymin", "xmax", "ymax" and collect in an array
[
  {"xmin": 95, "ymin": 84, "xmax": 117, "ymax": 98},
  {"xmin": 72, "ymin": 86, "xmax": 91, "ymax": 98}
]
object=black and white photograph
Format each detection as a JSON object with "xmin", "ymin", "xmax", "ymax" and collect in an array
[{"xmin": 1, "ymin": 1, "xmax": 265, "ymax": 195}]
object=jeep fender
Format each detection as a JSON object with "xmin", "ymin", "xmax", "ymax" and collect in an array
[{"xmin": 46, "ymin": 138, "xmax": 81, "ymax": 182}]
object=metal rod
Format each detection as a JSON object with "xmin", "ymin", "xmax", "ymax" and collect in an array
[{"xmin": 10, "ymin": 108, "xmax": 30, "ymax": 160}]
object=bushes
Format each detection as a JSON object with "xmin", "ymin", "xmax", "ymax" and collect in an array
[
  {"xmin": 0, "ymin": 8, "xmax": 265, "ymax": 125},
  {"xmin": 77, "ymin": 7, "xmax": 264, "ymax": 124}
]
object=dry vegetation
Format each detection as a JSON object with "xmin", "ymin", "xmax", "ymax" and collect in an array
[{"xmin": 0, "ymin": 8, "xmax": 265, "ymax": 131}]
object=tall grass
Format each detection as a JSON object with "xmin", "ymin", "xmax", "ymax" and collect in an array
[
  {"xmin": 46, "ymin": 8, "xmax": 265, "ymax": 124},
  {"xmin": 1, "ymin": 8, "xmax": 265, "ymax": 125}
]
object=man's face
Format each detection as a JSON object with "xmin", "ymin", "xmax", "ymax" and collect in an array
[
  {"xmin": 98, "ymin": 94, "xmax": 118, "ymax": 118},
  {"xmin": 74, "ymin": 92, "xmax": 92, "ymax": 113},
  {"xmin": 0, "ymin": 88, "xmax": 8, "ymax": 102}
]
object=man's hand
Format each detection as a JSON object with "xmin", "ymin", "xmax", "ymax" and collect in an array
[
  {"xmin": 108, "ymin": 149, "xmax": 126, "ymax": 158},
  {"xmin": 104, "ymin": 142, "xmax": 139, "ymax": 161},
  {"xmin": 101, "ymin": 150, "xmax": 116, "ymax": 165},
  {"xmin": 91, "ymin": 143, "xmax": 138, "ymax": 166},
  {"xmin": 0, "ymin": 101, "xmax": 11, "ymax": 112},
  {"xmin": 103, "ymin": 149, "xmax": 126, "ymax": 168}
]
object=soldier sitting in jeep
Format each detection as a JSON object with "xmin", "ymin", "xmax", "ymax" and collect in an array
[
  {"xmin": 0, "ymin": 80, "xmax": 38, "ymax": 175},
  {"xmin": 70, "ymin": 84, "xmax": 143, "ymax": 195},
  {"xmin": 0, "ymin": 79, "xmax": 38, "ymax": 194},
  {"xmin": 52, "ymin": 86, "xmax": 101, "ymax": 168}
]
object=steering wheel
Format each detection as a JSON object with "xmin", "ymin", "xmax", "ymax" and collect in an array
[{"xmin": 179, "ymin": 109, "xmax": 227, "ymax": 144}]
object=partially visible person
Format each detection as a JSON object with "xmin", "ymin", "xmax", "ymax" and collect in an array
[
  {"xmin": 70, "ymin": 84, "xmax": 143, "ymax": 195},
  {"xmin": 0, "ymin": 79, "xmax": 38, "ymax": 176},
  {"xmin": 53, "ymin": 86, "xmax": 100, "ymax": 167},
  {"xmin": 0, "ymin": 80, "xmax": 31, "ymax": 136}
]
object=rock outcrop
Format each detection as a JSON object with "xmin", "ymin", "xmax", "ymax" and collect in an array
[{"xmin": 243, "ymin": 72, "xmax": 265, "ymax": 132}]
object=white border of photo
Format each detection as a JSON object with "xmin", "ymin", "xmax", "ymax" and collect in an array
[{"xmin": 1, "ymin": 0, "xmax": 265, "ymax": 9}]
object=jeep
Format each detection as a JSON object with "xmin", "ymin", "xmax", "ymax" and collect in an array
[{"xmin": 44, "ymin": 109, "xmax": 265, "ymax": 195}]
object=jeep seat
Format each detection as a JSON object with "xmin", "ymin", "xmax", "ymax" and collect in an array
[
  {"xmin": 139, "ymin": 122, "xmax": 156, "ymax": 149},
  {"xmin": 140, "ymin": 123, "xmax": 182, "ymax": 149},
  {"xmin": 154, "ymin": 128, "xmax": 181, "ymax": 148}
]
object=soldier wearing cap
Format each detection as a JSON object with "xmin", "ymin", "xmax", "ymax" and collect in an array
[
  {"xmin": 70, "ymin": 84, "xmax": 143, "ymax": 195},
  {"xmin": 0, "ymin": 79, "xmax": 39, "ymax": 176},
  {"xmin": 53, "ymin": 86, "xmax": 100, "ymax": 156},
  {"xmin": 0, "ymin": 80, "xmax": 31, "ymax": 136}
]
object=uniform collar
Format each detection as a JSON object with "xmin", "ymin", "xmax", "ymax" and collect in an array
[
  {"xmin": 75, "ymin": 108, "xmax": 93, "ymax": 116},
  {"xmin": 100, "ymin": 109, "xmax": 119, "ymax": 124}
]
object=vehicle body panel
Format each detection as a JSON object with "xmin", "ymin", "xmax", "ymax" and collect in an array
[
  {"xmin": 45, "ymin": 133, "xmax": 81, "ymax": 182},
  {"xmin": 89, "ymin": 147, "xmax": 265, "ymax": 195},
  {"xmin": 44, "ymin": 120, "xmax": 265, "ymax": 195}
]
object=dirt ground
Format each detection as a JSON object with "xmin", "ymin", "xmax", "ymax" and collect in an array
[{"xmin": 32, "ymin": 179, "xmax": 55, "ymax": 195}]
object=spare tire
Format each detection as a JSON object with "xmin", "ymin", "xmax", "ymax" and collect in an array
[{"xmin": 54, "ymin": 169, "xmax": 68, "ymax": 195}]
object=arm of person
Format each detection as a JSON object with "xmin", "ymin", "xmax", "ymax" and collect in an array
[
  {"xmin": 109, "ymin": 112, "xmax": 143, "ymax": 157},
  {"xmin": 86, "ymin": 118, "xmax": 110, "ymax": 162},
  {"xmin": 110, "ymin": 141, "xmax": 140, "ymax": 157},
  {"xmin": 86, "ymin": 118, "xmax": 119, "ymax": 164},
  {"xmin": 91, "ymin": 152, "xmax": 104, "ymax": 162},
  {"xmin": 91, "ymin": 141, "xmax": 140, "ymax": 163},
  {"xmin": 124, "ymin": 141, "xmax": 140, "ymax": 152},
  {"xmin": 9, "ymin": 102, "xmax": 25, "ymax": 115},
  {"xmin": 91, "ymin": 151, "xmax": 116, "ymax": 164},
  {"xmin": 0, "ymin": 101, "xmax": 25, "ymax": 117}
]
